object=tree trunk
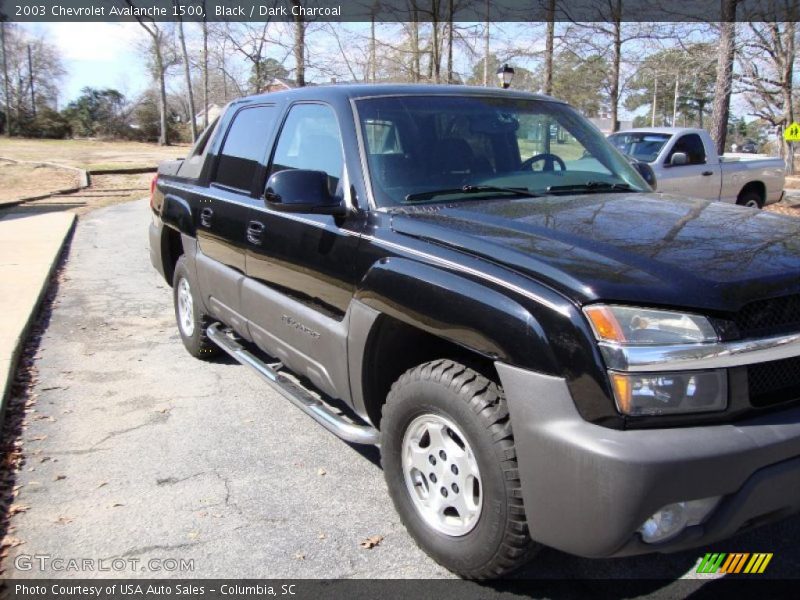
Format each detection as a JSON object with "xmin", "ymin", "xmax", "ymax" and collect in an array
[
  {"xmin": 710, "ymin": 1, "xmax": 737, "ymax": 155},
  {"xmin": 176, "ymin": 11, "xmax": 197, "ymax": 141},
  {"xmin": 411, "ymin": 3, "xmax": 420, "ymax": 82},
  {"xmin": 431, "ymin": 1, "xmax": 440, "ymax": 83},
  {"xmin": 483, "ymin": 0, "xmax": 490, "ymax": 86},
  {"xmin": 544, "ymin": 0, "xmax": 555, "ymax": 95},
  {"xmin": 27, "ymin": 43, "xmax": 35, "ymax": 118},
  {"xmin": 221, "ymin": 40, "xmax": 228, "ymax": 102},
  {"xmin": 370, "ymin": 16, "xmax": 376, "ymax": 82},
  {"xmin": 782, "ymin": 21, "xmax": 795, "ymax": 175},
  {"xmin": 155, "ymin": 42, "xmax": 169, "ymax": 146},
  {"xmin": 292, "ymin": 1, "xmax": 305, "ymax": 87},
  {"xmin": 202, "ymin": 18, "xmax": 209, "ymax": 129},
  {"xmin": 672, "ymin": 76, "xmax": 679, "ymax": 126},
  {"xmin": 609, "ymin": 6, "xmax": 621, "ymax": 133},
  {"xmin": 1, "ymin": 23, "xmax": 11, "ymax": 137},
  {"xmin": 651, "ymin": 72, "xmax": 658, "ymax": 126},
  {"xmin": 446, "ymin": 0, "xmax": 453, "ymax": 83}
]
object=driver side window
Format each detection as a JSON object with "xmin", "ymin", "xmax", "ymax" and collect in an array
[
  {"xmin": 268, "ymin": 103, "xmax": 344, "ymax": 196},
  {"xmin": 666, "ymin": 134, "xmax": 706, "ymax": 166}
]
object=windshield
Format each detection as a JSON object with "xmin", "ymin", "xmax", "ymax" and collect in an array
[
  {"xmin": 355, "ymin": 95, "xmax": 650, "ymax": 207},
  {"xmin": 608, "ymin": 132, "xmax": 672, "ymax": 163}
]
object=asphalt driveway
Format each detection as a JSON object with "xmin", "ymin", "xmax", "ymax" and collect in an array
[{"xmin": 3, "ymin": 198, "xmax": 799, "ymax": 584}]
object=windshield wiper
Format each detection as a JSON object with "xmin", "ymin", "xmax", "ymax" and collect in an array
[
  {"xmin": 544, "ymin": 181, "xmax": 634, "ymax": 194},
  {"xmin": 405, "ymin": 184, "xmax": 541, "ymax": 203}
]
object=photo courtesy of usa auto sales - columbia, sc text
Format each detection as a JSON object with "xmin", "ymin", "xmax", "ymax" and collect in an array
[{"xmin": 14, "ymin": 584, "xmax": 299, "ymax": 597}]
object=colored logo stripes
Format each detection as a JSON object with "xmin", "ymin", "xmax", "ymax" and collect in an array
[{"xmin": 697, "ymin": 552, "xmax": 773, "ymax": 574}]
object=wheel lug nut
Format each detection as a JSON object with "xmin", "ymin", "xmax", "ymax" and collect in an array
[
  {"xmin": 428, "ymin": 455, "xmax": 436, "ymax": 465},
  {"xmin": 430, "ymin": 473, "xmax": 437, "ymax": 483},
  {"xmin": 440, "ymin": 487, "xmax": 448, "ymax": 497},
  {"xmin": 451, "ymin": 464, "xmax": 458, "ymax": 475},
  {"xmin": 439, "ymin": 450, "xmax": 447, "ymax": 461},
  {"xmin": 452, "ymin": 483, "xmax": 459, "ymax": 494}
]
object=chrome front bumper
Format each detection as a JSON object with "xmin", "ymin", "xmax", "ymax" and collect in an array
[{"xmin": 599, "ymin": 331, "xmax": 800, "ymax": 372}]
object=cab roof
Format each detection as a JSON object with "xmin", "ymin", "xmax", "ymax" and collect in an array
[{"xmin": 237, "ymin": 83, "xmax": 562, "ymax": 105}]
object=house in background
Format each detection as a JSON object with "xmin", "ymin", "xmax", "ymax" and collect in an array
[
  {"xmin": 589, "ymin": 117, "xmax": 633, "ymax": 135},
  {"xmin": 194, "ymin": 104, "xmax": 224, "ymax": 129},
  {"xmin": 262, "ymin": 78, "xmax": 297, "ymax": 94}
]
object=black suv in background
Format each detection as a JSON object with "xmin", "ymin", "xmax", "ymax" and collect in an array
[{"xmin": 150, "ymin": 84, "xmax": 800, "ymax": 579}]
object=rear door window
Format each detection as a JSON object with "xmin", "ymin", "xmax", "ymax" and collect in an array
[{"xmin": 213, "ymin": 105, "xmax": 277, "ymax": 192}]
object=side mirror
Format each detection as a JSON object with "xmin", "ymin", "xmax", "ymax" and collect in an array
[
  {"xmin": 264, "ymin": 169, "xmax": 346, "ymax": 215},
  {"xmin": 633, "ymin": 161, "xmax": 657, "ymax": 189},
  {"xmin": 668, "ymin": 152, "xmax": 688, "ymax": 167}
]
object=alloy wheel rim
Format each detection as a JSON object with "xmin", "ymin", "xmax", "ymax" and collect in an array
[
  {"xmin": 177, "ymin": 278, "xmax": 195, "ymax": 337},
  {"xmin": 401, "ymin": 413, "xmax": 483, "ymax": 536}
]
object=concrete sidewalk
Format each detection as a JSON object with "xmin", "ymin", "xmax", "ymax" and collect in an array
[{"xmin": 0, "ymin": 211, "xmax": 75, "ymax": 420}]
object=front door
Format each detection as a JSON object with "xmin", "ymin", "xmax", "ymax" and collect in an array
[
  {"xmin": 657, "ymin": 133, "xmax": 721, "ymax": 200},
  {"xmin": 243, "ymin": 102, "xmax": 365, "ymax": 399}
]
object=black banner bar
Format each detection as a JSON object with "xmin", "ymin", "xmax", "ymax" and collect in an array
[
  {"xmin": 0, "ymin": 0, "xmax": 799, "ymax": 23},
  {"xmin": 2, "ymin": 579, "xmax": 800, "ymax": 600}
]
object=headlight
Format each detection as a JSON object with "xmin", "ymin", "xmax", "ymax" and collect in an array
[
  {"xmin": 584, "ymin": 305, "xmax": 718, "ymax": 345},
  {"xmin": 609, "ymin": 371, "xmax": 727, "ymax": 416}
]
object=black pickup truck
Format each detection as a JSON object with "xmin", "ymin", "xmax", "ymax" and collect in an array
[{"xmin": 150, "ymin": 84, "xmax": 800, "ymax": 579}]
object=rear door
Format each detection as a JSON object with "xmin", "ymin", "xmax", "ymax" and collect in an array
[
  {"xmin": 195, "ymin": 104, "xmax": 278, "ymax": 337},
  {"xmin": 242, "ymin": 102, "xmax": 365, "ymax": 399},
  {"xmin": 656, "ymin": 133, "xmax": 722, "ymax": 200}
]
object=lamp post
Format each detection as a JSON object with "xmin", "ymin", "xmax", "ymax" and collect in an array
[{"xmin": 496, "ymin": 64, "xmax": 515, "ymax": 89}]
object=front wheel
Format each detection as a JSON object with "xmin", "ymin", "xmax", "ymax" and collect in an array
[{"xmin": 381, "ymin": 360, "xmax": 538, "ymax": 579}]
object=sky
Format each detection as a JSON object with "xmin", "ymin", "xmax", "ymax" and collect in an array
[
  {"xmin": 26, "ymin": 22, "xmax": 149, "ymax": 107},
  {"xmin": 22, "ymin": 21, "xmax": 750, "ymax": 122}
]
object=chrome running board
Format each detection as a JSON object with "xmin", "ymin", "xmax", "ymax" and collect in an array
[{"xmin": 206, "ymin": 323, "xmax": 379, "ymax": 445}]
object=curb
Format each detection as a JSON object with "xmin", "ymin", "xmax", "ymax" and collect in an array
[
  {"xmin": 0, "ymin": 212, "xmax": 76, "ymax": 425},
  {"xmin": 0, "ymin": 157, "xmax": 90, "ymax": 208},
  {"xmin": 87, "ymin": 166, "xmax": 157, "ymax": 175}
]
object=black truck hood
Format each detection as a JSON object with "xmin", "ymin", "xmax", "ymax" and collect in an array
[{"xmin": 390, "ymin": 193, "xmax": 800, "ymax": 313}]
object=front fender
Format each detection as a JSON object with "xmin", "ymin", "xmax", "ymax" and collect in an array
[
  {"xmin": 161, "ymin": 194, "xmax": 195, "ymax": 236},
  {"xmin": 353, "ymin": 257, "xmax": 559, "ymax": 374}
]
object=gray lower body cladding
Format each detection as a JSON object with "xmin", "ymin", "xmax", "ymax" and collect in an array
[{"xmin": 496, "ymin": 362, "xmax": 800, "ymax": 558}]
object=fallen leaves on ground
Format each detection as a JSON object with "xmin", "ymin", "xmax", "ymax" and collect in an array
[
  {"xmin": 8, "ymin": 504, "xmax": 29, "ymax": 516},
  {"xmin": 54, "ymin": 516, "xmax": 74, "ymax": 525},
  {"xmin": 317, "ymin": 468, "xmax": 326, "ymax": 476},
  {"xmin": 294, "ymin": 552, "xmax": 306, "ymax": 560},
  {"xmin": 360, "ymin": 534, "xmax": 384, "ymax": 549},
  {"xmin": 1, "ymin": 536, "xmax": 25, "ymax": 548},
  {"xmin": 53, "ymin": 474, "xmax": 66, "ymax": 481}
]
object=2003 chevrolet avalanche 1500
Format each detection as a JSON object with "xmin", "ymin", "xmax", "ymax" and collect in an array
[{"xmin": 149, "ymin": 85, "xmax": 800, "ymax": 579}]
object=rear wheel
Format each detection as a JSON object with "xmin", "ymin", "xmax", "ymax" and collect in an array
[
  {"xmin": 172, "ymin": 256, "xmax": 219, "ymax": 360},
  {"xmin": 737, "ymin": 190, "xmax": 763, "ymax": 209},
  {"xmin": 381, "ymin": 359, "xmax": 538, "ymax": 579}
]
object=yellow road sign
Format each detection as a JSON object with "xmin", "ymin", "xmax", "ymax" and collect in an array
[{"xmin": 785, "ymin": 122, "xmax": 800, "ymax": 142}]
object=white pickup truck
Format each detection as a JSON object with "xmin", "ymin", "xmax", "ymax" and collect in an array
[{"xmin": 608, "ymin": 127, "xmax": 785, "ymax": 208}]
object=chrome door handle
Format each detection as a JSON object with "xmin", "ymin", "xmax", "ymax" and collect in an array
[{"xmin": 247, "ymin": 221, "xmax": 265, "ymax": 245}]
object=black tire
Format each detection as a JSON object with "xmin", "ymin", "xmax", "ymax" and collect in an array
[
  {"xmin": 381, "ymin": 359, "xmax": 538, "ymax": 579},
  {"xmin": 737, "ymin": 190, "xmax": 763, "ymax": 209},
  {"xmin": 172, "ymin": 256, "xmax": 220, "ymax": 360}
]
